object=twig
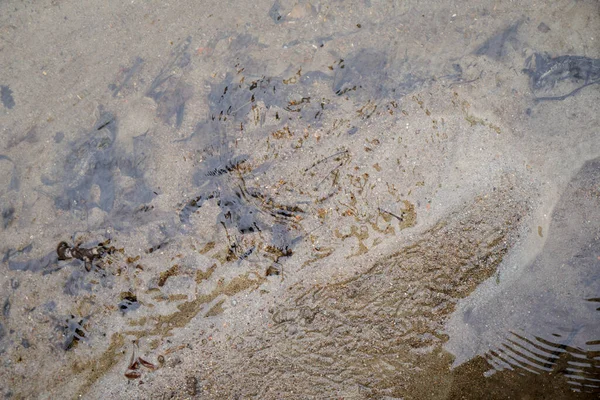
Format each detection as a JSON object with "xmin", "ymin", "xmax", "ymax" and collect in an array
[
  {"xmin": 378, "ymin": 207, "xmax": 404, "ymax": 222},
  {"xmin": 315, "ymin": 162, "xmax": 343, "ymax": 189},
  {"xmin": 304, "ymin": 149, "xmax": 348, "ymax": 172}
]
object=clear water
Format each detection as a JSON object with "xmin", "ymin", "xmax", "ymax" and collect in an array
[{"xmin": 0, "ymin": 0, "xmax": 598, "ymax": 398}]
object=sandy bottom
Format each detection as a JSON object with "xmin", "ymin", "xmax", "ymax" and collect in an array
[{"xmin": 0, "ymin": 0, "xmax": 599, "ymax": 398}]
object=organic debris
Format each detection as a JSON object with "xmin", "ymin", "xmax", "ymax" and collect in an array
[
  {"xmin": 57, "ymin": 240, "xmax": 117, "ymax": 271},
  {"xmin": 124, "ymin": 341, "xmax": 157, "ymax": 380}
]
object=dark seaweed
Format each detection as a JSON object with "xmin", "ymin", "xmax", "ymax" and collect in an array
[
  {"xmin": 218, "ymin": 190, "xmax": 264, "ymax": 235},
  {"xmin": 283, "ymin": 39, "xmax": 300, "ymax": 48},
  {"xmin": 268, "ymin": 0, "xmax": 283, "ymax": 23},
  {"xmin": 49, "ymin": 112, "xmax": 118, "ymax": 212},
  {"xmin": 147, "ymin": 37, "xmax": 192, "ymax": 92},
  {"xmin": 182, "ymin": 181, "xmax": 302, "ymax": 245},
  {"xmin": 2, "ymin": 206, "xmax": 15, "ymax": 229},
  {"xmin": 303, "ymin": 149, "xmax": 348, "ymax": 172},
  {"xmin": 230, "ymin": 34, "xmax": 262, "ymax": 53},
  {"xmin": 62, "ymin": 315, "xmax": 87, "ymax": 351},
  {"xmin": 3, "ymin": 243, "xmax": 32, "ymax": 263},
  {"xmin": 118, "ymin": 299, "xmax": 139, "ymax": 313},
  {"xmin": 1, "ymin": 85, "xmax": 15, "ymax": 109},
  {"xmin": 63, "ymin": 270, "xmax": 93, "ymax": 296},
  {"xmin": 524, "ymin": 53, "xmax": 600, "ymax": 101},
  {"xmin": 110, "ymin": 57, "xmax": 144, "ymax": 97},
  {"xmin": 0, "ymin": 155, "xmax": 20, "ymax": 191},
  {"xmin": 181, "ymin": 44, "xmax": 437, "ymax": 267},
  {"xmin": 333, "ymin": 50, "xmax": 389, "ymax": 98},
  {"xmin": 2, "ymin": 298, "xmax": 9, "ymax": 318},
  {"xmin": 475, "ymin": 20, "xmax": 521, "ymax": 60},
  {"xmin": 207, "ymin": 73, "xmax": 268, "ymax": 122},
  {"xmin": 146, "ymin": 241, "xmax": 166, "ymax": 254},
  {"xmin": 118, "ymin": 293, "xmax": 140, "ymax": 314},
  {"xmin": 299, "ymin": 71, "xmax": 331, "ymax": 86},
  {"xmin": 179, "ymin": 192, "xmax": 219, "ymax": 224},
  {"xmin": 205, "ymin": 154, "xmax": 249, "ymax": 177},
  {"xmin": 156, "ymin": 83, "xmax": 193, "ymax": 128},
  {"xmin": 43, "ymin": 112, "xmax": 156, "ymax": 229},
  {"xmin": 8, "ymin": 251, "xmax": 57, "ymax": 273},
  {"xmin": 207, "ymin": 70, "xmax": 329, "ymax": 124},
  {"xmin": 181, "ymin": 148, "xmax": 305, "ymax": 258},
  {"xmin": 6, "ymin": 126, "xmax": 37, "ymax": 150},
  {"xmin": 270, "ymin": 223, "xmax": 298, "ymax": 254},
  {"xmin": 147, "ymin": 37, "xmax": 193, "ymax": 128},
  {"xmin": 237, "ymin": 246, "xmax": 255, "ymax": 262}
]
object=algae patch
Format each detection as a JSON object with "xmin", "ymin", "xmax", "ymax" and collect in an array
[
  {"xmin": 127, "ymin": 273, "xmax": 265, "ymax": 338},
  {"xmin": 74, "ymin": 333, "xmax": 125, "ymax": 397}
]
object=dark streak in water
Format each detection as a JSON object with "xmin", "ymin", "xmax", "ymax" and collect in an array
[
  {"xmin": 6, "ymin": 126, "xmax": 37, "ymax": 150},
  {"xmin": 147, "ymin": 37, "xmax": 193, "ymax": 128},
  {"xmin": 333, "ymin": 49, "xmax": 389, "ymax": 98},
  {"xmin": 1, "ymin": 85, "xmax": 15, "ymax": 109},
  {"xmin": 475, "ymin": 20, "xmax": 521, "ymax": 60},
  {"xmin": 179, "ymin": 192, "xmax": 219, "ymax": 224},
  {"xmin": 205, "ymin": 154, "xmax": 248, "ymax": 177},
  {"xmin": 96, "ymin": 120, "xmax": 112, "ymax": 131},
  {"xmin": 3, "ymin": 243, "xmax": 32, "ymax": 263},
  {"xmin": 7, "ymin": 250, "xmax": 58, "ymax": 273},
  {"xmin": 207, "ymin": 68, "xmax": 330, "ymax": 125},
  {"xmin": 2, "ymin": 206, "xmax": 15, "ymax": 229},
  {"xmin": 524, "ymin": 53, "xmax": 600, "ymax": 102},
  {"xmin": 3, "ymin": 298, "xmax": 10, "ymax": 318},
  {"xmin": 42, "ymin": 111, "xmax": 156, "ymax": 231},
  {"xmin": 110, "ymin": 57, "xmax": 144, "ymax": 97},
  {"xmin": 268, "ymin": 0, "xmax": 283, "ymax": 23},
  {"xmin": 484, "ymin": 330, "xmax": 600, "ymax": 394}
]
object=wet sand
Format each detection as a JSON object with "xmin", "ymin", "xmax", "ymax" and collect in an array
[{"xmin": 0, "ymin": 0, "xmax": 599, "ymax": 398}]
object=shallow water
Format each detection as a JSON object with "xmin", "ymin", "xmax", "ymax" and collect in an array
[{"xmin": 0, "ymin": 0, "xmax": 599, "ymax": 398}]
